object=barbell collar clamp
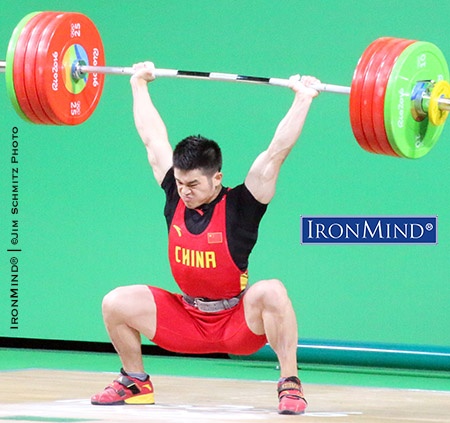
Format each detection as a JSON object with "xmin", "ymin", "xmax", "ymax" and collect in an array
[{"xmin": 422, "ymin": 94, "xmax": 450, "ymax": 112}]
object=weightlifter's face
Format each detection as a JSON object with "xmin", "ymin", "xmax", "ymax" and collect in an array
[{"xmin": 174, "ymin": 168, "xmax": 222, "ymax": 209}]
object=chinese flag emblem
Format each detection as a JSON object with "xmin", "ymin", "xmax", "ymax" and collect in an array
[{"xmin": 207, "ymin": 232, "xmax": 223, "ymax": 244}]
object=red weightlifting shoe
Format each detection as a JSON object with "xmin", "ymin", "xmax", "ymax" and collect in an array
[
  {"xmin": 91, "ymin": 369, "xmax": 155, "ymax": 405},
  {"xmin": 277, "ymin": 376, "xmax": 307, "ymax": 415}
]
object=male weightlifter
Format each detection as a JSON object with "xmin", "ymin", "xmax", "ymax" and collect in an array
[{"xmin": 91, "ymin": 61, "xmax": 320, "ymax": 415}]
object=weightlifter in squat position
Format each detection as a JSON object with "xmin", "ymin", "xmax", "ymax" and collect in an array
[{"xmin": 91, "ymin": 61, "xmax": 320, "ymax": 415}]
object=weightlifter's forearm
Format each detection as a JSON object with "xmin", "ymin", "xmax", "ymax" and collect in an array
[
  {"xmin": 131, "ymin": 78, "xmax": 168, "ymax": 148},
  {"xmin": 268, "ymin": 92, "xmax": 314, "ymax": 159}
]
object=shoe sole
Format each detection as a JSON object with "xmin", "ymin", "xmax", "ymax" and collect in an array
[
  {"xmin": 91, "ymin": 400, "xmax": 155, "ymax": 406},
  {"xmin": 125, "ymin": 393, "xmax": 155, "ymax": 405},
  {"xmin": 91, "ymin": 393, "xmax": 155, "ymax": 406},
  {"xmin": 91, "ymin": 401, "xmax": 126, "ymax": 406},
  {"xmin": 279, "ymin": 409, "xmax": 306, "ymax": 415}
]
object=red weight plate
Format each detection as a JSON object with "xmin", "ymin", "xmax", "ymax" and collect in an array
[
  {"xmin": 35, "ymin": 12, "xmax": 105, "ymax": 125},
  {"xmin": 12, "ymin": 12, "xmax": 54, "ymax": 124},
  {"xmin": 24, "ymin": 12, "xmax": 62, "ymax": 125},
  {"xmin": 360, "ymin": 38, "xmax": 401, "ymax": 155},
  {"xmin": 361, "ymin": 38, "xmax": 412, "ymax": 156},
  {"xmin": 372, "ymin": 38, "xmax": 416, "ymax": 157},
  {"xmin": 350, "ymin": 37, "xmax": 395, "ymax": 154}
]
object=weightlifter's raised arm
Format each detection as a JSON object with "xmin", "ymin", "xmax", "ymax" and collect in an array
[
  {"xmin": 130, "ymin": 62, "xmax": 173, "ymax": 185},
  {"xmin": 245, "ymin": 75, "xmax": 320, "ymax": 204}
]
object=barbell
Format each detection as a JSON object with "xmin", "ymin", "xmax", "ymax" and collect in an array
[{"xmin": 1, "ymin": 11, "xmax": 450, "ymax": 159}]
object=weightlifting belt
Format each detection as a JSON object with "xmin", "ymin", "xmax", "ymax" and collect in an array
[{"xmin": 182, "ymin": 288, "xmax": 247, "ymax": 313}]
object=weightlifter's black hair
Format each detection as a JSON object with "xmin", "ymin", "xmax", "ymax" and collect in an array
[{"xmin": 173, "ymin": 135, "xmax": 222, "ymax": 177}]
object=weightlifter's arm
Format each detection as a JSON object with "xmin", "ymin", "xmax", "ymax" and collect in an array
[
  {"xmin": 244, "ymin": 75, "xmax": 320, "ymax": 204},
  {"xmin": 131, "ymin": 62, "xmax": 173, "ymax": 186}
]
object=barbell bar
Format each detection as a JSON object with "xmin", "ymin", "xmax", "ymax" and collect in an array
[
  {"xmin": 1, "ymin": 11, "xmax": 450, "ymax": 159},
  {"xmin": 73, "ymin": 63, "xmax": 352, "ymax": 94},
  {"xmin": 1, "ymin": 60, "xmax": 352, "ymax": 92}
]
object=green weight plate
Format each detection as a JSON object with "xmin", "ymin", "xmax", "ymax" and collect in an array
[
  {"xmin": 384, "ymin": 41, "xmax": 450, "ymax": 158},
  {"xmin": 5, "ymin": 12, "xmax": 42, "ymax": 122}
]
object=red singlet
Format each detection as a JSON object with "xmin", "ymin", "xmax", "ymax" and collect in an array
[
  {"xmin": 168, "ymin": 190, "xmax": 247, "ymax": 299},
  {"xmin": 150, "ymin": 188, "xmax": 267, "ymax": 355}
]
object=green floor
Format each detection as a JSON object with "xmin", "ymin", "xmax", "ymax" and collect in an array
[{"xmin": 1, "ymin": 348, "xmax": 450, "ymax": 391}]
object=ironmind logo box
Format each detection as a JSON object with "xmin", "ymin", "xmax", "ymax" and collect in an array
[{"xmin": 300, "ymin": 216, "xmax": 438, "ymax": 245}]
